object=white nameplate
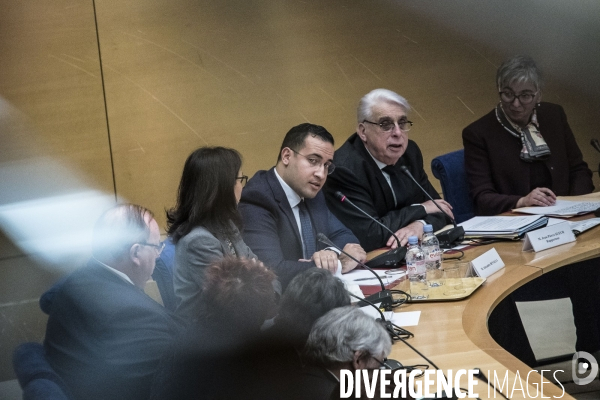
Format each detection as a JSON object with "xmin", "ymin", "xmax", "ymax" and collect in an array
[
  {"xmin": 522, "ymin": 221, "xmax": 575, "ymax": 252},
  {"xmin": 471, "ymin": 248, "xmax": 505, "ymax": 278}
]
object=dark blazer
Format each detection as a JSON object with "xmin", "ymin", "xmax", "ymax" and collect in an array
[
  {"xmin": 462, "ymin": 102, "xmax": 593, "ymax": 216},
  {"xmin": 43, "ymin": 259, "xmax": 182, "ymax": 400},
  {"xmin": 238, "ymin": 168, "xmax": 358, "ymax": 287},
  {"xmin": 323, "ymin": 133, "xmax": 447, "ymax": 252}
]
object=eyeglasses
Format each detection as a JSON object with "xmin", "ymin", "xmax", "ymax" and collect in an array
[
  {"xmin": 139, "ymin": 241, "xmax": 165, "ymax": 255},
  {"xmin": 499, "ymin": 90, "xmax": 538, "ymax": 105},
  {"xmin": 363, "ymin": 119, "xmax": 413, "ymax": 132},
  {"xmin": 289, "ymin": 148, "xmax": 335, "ymax": 175},
  {"xmin": 236, "ymin": 175, "xmax": 248, "ymax": 186}
]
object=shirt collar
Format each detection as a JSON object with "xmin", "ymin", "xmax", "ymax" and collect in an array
[
  {"xmin": 363, "ymin": 144, "xmax": 388, "ymax": 170},
  {"xmin": 93, "ymin": 257, "xmax": 135, "ymax": 286},
  {"xmin": 274, "ymin": 168, "xmax": 302, "ymax": 208}
]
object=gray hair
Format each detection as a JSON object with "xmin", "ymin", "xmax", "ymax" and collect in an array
[
  {"xmin": 357, "ymin": 88, "xmax": 411, "ymax": 123},
  {"xmin": 304, "ymin": 306, "xmax": 392, "ymax": 367},
  {"xmin": 92, "ymin": 203, "xmax": 154, "ymax": 261},
  {"xmin": 496, "ymin": 55, "xmax": 543, "ymax": 91}
]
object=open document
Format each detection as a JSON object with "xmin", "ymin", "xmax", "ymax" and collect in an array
[
  {"xmin": 458, "ymin": 215, "xmax": 548, "ymax": 239},
  {"xmin": 513, "ymin": 199, "xmax": 600, "ymax": 217},
  {"xmin": 547, "ymin": 217, "xmax": 600, "ymax": 236}
]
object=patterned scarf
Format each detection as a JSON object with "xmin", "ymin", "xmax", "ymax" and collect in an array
[{"xmin": 495, "ymin": 103, "xmax": 551, "ymax": 162}]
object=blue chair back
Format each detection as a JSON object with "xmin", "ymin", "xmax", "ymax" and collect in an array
[
  {"xmin": 13, "ymin": 342, "xmax": 70, "ymax": 400},
  {"xmin": 431, "ymin": 149, "xmax": 474, "ymax": 224},
  {"xmin": 152, "ymin": 237, "xmax": 177, "ymax": 311}
]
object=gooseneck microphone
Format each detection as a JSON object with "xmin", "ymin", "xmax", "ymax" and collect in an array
[
  {"xmin": 335, "ymin": 191, "xmax": 401, "ymax": 248},
  {"xmin": 334, "ymin": 191, "xmax": 406, "ymax": 268},
  {"xmin": 399, "ymin": 166, "xmax": 465, "ymax": 248},
  {"xmin": 591, "ymin": 138, "xmax": 600, "ymax": 154},
  {"xmin": 317, "ymin": 233, "xmax": 394, "ymax": 311},
  {"xmin": 317, "ymin": 233, "xmax": 385, "ymax": 291},
  {"xmin": 347, "ymin": 291, "xmax": 411, "ymax": 348}
]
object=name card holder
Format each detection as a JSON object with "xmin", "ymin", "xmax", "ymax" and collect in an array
[
  {"xmin": 522, "ymin": 221, "xmax": 575, "ymax": 252},
  {"xmin": 471, "ymin": 248, "xmax": 505, "ymax": 278}
]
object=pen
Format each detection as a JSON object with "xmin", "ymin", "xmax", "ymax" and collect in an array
[{"xmin": 353, "ymin": 276, "xmax": 389, "ymax": 282}]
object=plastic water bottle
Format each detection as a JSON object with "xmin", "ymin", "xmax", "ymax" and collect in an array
[
  {"xmin": 406, "ymin": 236, "xmax": 428, "ymax": 300},
  {"xmin": 422, "ymin": 224, "xmax": 443, "ymax": 287}
]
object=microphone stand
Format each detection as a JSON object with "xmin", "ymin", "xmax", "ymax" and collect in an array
[
  {"xmin": 334, "ymin": 191, "xmax": 406, "ymax": 268},
  {"xmin": 399, "ymin": 166, "xmax": 464, "ymax": 248},
  {"xmin": 317, "ymin": 233, "xmax": 395, "ymax": 311}
]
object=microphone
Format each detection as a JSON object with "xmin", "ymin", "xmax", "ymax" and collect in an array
[
  {"xmin": 399, "ymin": 166, "xmax": 464, "ymax": 248},
  {"xmin": 317, "ymin": 233, "xmax": 385, "ymax": 291},
  {"xmin": 334, "ymin": 191, "xmax": 406, "ymax": 268},
  {"xmin": 591, "ymin": 138, "xmax": 600, "ymax": 154},
  {"xmin": 347, "ymin": 291, "xmax": 411, "ymax": 356},
  {"xmin": 317, "ymin": 233, "xmax": 393, "ymax": 311}
]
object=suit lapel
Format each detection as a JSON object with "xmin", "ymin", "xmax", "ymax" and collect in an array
[
  {"xmin": 354, "ymin": 138, "xmax": 396, "ymax": 209},
  {"xmin": 266, "ymin": 168, "xmax": 303, "ymax": 246}
]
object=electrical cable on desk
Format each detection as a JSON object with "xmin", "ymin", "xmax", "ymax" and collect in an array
[
  {"xmin": 348, "ymin": 292, "xmax": 413, "ymax": 340},
  {"xmin": 464, "ymin": 238, "xmax": 502, "ymax": 246},
  {"xmin": 442, "ymin": 249, "xmax": 464, "ymax": 261},
  {"xmin": 389, "ymin": 289, "xmax": 410, "ymax": 308}
]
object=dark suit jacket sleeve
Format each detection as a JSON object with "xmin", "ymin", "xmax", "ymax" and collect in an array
[
  {"xmin": 560, "ymin": 106, "xmax": 594, "ymax": 195},
  {"xmin": 239, "ymin": 189, "xmax": 315, "ymax": 287},
  {"xmin": 462, "ymin": 124, "xmax": 522, "ymax": 215},
  {"xmin": 325, "ymin": 143, "xmax": 445, "ymax": 251}
]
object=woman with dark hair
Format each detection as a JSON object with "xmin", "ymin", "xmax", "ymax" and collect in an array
[
  {"xmin": 167, "ymin": 146, "xmax": 256, "ymax": 321},
  {"xmin": 462, "ymin": 55, "xmax": 600, "ymax": 366}
]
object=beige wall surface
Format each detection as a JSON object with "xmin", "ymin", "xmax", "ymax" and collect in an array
[{"xmin": 0, "ymin": 0, "xmax": 599, "ymax": 382}]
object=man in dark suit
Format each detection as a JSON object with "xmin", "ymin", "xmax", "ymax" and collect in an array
[
  {"xmin": 43, "ymin": 204, "xmax": 182, "ymax": 400},
  {"xmin": 323, "ymin": 88, "xmax": 453, "ymax": 252},
  {"xmin": 239, "ymin": 123, "xmax": 366, "ymax": 287}
]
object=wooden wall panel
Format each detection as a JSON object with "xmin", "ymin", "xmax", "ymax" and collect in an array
[{"xmin": 94, "ymin": 0, "xmax": 600, "ymax": 229}]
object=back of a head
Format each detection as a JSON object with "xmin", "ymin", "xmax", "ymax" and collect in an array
[
  {"xmin": 198, "ymin": 257, "xmax": 277, "ymax": 335},
  {"xmin": 167, "ymin": 146, "xmax": 242, "ymax": 243},
  {"xmin": 276, "ymin": 268, "xmax": 350, "ymax": 343},
  {"xmin": 277, "ymin": 123, "xmax": 334, "ymax": 162},
  {"xmin": 496, "ymin": 55, "xmax": 543, "ymax": 91},
  {"xmin": 357, "ymin": 88, "xmax": 411, "ymax": 123},
  {"xmin": 304, "ymin": 306, "xmax": 391, "ymax": 368},
  {"xmin": 92, "ymin": 204, "xmax": 153, "ymax": 264}
]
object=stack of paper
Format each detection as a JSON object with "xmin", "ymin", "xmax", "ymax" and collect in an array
[
  {"xmin": 513, "ymin": 199, "xmax": 600, "ymax": 217},
  {"xmin": 459, "ymin": 215, "xmax": 549, "ymax": 239}
]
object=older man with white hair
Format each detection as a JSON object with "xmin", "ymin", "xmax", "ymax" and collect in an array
[
  {"xmin": 324, "ymin": 88, "xmax": 453, "ymax": 251},
  {"xmin": 43, "ymin": 204, "xmax": 182, "ymax": 400},
  {"xmin": 297, "ymin": 306, "xmax": 392, "ymax": 398}
]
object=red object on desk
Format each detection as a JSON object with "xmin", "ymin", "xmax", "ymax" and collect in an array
[{"xmin": 358, "ymin": 267, "xmax": 407, "ymax": 295}]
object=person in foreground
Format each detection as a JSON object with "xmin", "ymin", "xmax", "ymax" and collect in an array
[
  {"xmin": 150, "ymin": 256, "xmax": 279, "ymax": 400},
  {"xmin": 271, "ymin": 267, "xmax": 350, "ymax": 350},
  {"xmin": 239, "ymin": 123, "xmax": 366, "ymax": 287},
  {"xmin": 167, "ymin": 146, "xmax": 268, "ymax": 321},
  {"xmin": 43, "ymin": 204, "xmax": 182, "ymax": 400},
  {"xmin": 299, "ymin": 306, "xmax": 393, "ymax": 399},
  {"xmin": 324, "ymin": 88, "xmax": 453, "ymax": 251},
  {"xmin": 463, "ymin": 55, "xmax": 600, "ymax": 365}
]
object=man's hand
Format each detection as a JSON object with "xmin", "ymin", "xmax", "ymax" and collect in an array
[
  {"xmin": 387, "ymin": 221, "xmax": 424, "ymax": 248},
  {"xmin": 516, "ymin": 187, "xmax": 557, "ymax": 208},
  {"xmin": 338, "ymin": 243, "xmax": 367, "ymax": 273},
  {"xmin": 422, "ymin": 199, "xmax": 454, "ymax": 219},
  {"xmin": 311, "ymin": 249, "xmax": 340, "ymax": 274}
]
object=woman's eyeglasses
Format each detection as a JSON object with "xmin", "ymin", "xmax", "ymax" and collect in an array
[{"xmin": 236, "ymin": 175, "xmax": 248, "ymax": 186}]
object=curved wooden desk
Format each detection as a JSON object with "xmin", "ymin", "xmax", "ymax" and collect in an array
[{"xmin": 385, "ymin": 194, "xmax": 600, "ymax": 400}]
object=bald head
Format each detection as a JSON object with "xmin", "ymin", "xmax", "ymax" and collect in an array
[{"xmin": 92, "ymin": 204, "xmax": 160, "ymax": 288}]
